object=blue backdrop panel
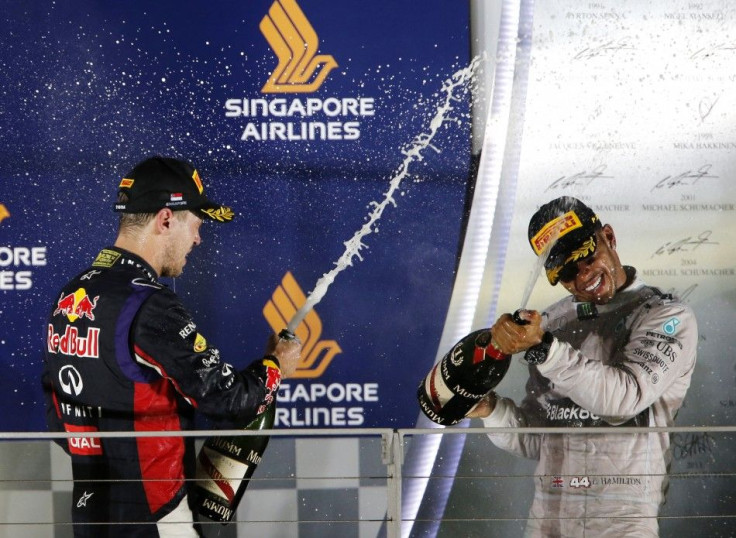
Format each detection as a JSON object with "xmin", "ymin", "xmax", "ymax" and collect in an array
[{"xmin": 0, "ymin": 0, "xmax": 472, "ymax": 431}]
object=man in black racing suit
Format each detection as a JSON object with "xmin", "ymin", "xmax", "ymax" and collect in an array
[{"xmin": 42, "ymin": 156, "xmax": 302, "ymax": 537}]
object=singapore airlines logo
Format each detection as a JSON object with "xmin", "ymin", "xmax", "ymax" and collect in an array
[
  {"xmin": 263, "ymin": 272, "xmax": 342, "ymax": 378},
  {"xmin": 260, "ymin": 0, "xmax": 338, "ymax": 93},
  {"xmin": 0, "ymin": 204, "xmax": 9, "ymax": 224}
]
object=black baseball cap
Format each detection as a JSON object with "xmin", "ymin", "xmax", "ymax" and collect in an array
[
  {"xmin": 527, "ymin": 197, "xmax": 602, "ymax": 285},
  {"xmin": 113, "ymin": 156, "xmax": 234, "ymax": 223}
]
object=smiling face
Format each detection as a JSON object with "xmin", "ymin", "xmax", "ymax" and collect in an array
[{"xmin": 558, "ymin": 224, "xmax": 627, "ymax": 305}]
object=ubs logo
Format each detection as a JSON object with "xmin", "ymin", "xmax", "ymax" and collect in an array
[
  {"xmin": 260, "ymin": 0, "xmax": 338, "ymax": 93},
  {"xmin": 263, "ymin": 272, "xmax": 342, "ymax": 378}
]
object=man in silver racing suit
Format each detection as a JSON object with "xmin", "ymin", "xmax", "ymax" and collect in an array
[{"xmin": 468, "ymin": 197, "xmax": 698, "ymax": 537}]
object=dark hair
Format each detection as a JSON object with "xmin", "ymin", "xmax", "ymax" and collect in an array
[{"xmin": 117, "ymin": 192, "xmax": 155, "ymax": 230}]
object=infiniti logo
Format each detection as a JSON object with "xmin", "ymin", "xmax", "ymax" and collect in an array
[{"xmin": 59, "ymin": 365, "xmax": 83, "ymax": 396}]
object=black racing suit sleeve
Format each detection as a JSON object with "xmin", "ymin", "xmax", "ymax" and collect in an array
[
  {"xmin": 41, "ymin": 361, "xmax": 71, "ymax": 453},
  {"xmin": 130, "ymin": 287, "xmax": 275, "ymax": 427}
]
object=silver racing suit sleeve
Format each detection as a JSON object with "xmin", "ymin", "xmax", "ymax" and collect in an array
[
  {"xmin": 481, "ymin": 396, "xmax": 543, "ymax": 460},
  {"xmin": 537, "ymin": 299, "xmax": 698, "ymax": 424}
]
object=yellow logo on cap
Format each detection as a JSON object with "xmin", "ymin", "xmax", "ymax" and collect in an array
[
  {"xmin": 0, "ymin": 204, "xmax": 9, "ymax": 224},
  {"xmin": 263, "ymin": 271, "xmax": 342, "ymax": 378},
  {"xmin": 119, "ymin": 178, "xmax": 135, "ymax": 189},
  {"xmin": 192, "ymin": 170, "xmax": 204, "ymax": 194},
  {"xmin": 531, "ymin": 210, "xmax": 583, "ymax": 255},
  {"xmin": 260, "ymin": 0, "xmax": 338, "ymax": 93}
]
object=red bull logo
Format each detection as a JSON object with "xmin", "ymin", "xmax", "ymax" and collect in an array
[
  {"xmin": 47, "ymin": 325, "xmax": 100, "ymax": 359},
  {"xmin": 258, "ymin": 358, "xmax": 282, "ymax": 414},
  {"xmin": 263, "ymin": 359, "xmax": 282, "ymax": 392},
  {"xmin": 54, "ymin": 288, "xmax": 99, "ymax": 322}
]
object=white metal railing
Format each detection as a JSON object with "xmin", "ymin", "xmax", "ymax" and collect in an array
[{"xmin": 1, "ymin": 425, "xmax": 734, "ymax": 537}]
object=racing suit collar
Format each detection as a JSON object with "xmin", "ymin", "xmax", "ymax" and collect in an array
[{"xmin": 92, "ymin": 246, "xmax": 160, "ymax": 284}]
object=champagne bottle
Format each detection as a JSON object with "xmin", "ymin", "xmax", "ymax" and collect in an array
[
  {"xmin": 417, "ymin": 329, "xmax": 511, "ymax": 426},
  {"xmin": 194, "ymin": 401, "xmax": 276, "ymax": 523},
  {"xmin": 195, "ymin": 330, "xmax": 293, "ymax": 523}
]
